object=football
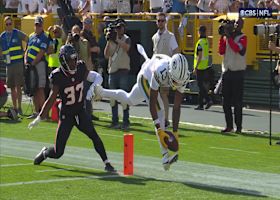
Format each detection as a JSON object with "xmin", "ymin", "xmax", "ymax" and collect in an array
[{"xmin": 164, "ymin": 131, "xmax": 179, "ymax": 152}]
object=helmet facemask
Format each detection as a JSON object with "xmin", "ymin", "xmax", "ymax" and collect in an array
[
  {"xmin": 59, "ymin": 44, "xmax": 78, "ymax": 75},
  {"xmin": 62, "ymin": 53, "xmax": 78, "ymax": 74}
]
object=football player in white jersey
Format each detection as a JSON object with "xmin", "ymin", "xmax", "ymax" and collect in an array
[{"xmin": 87, "ymin": 52, "xmax": 190, "ymax": 170}]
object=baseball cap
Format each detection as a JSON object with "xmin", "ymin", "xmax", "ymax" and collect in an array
[
  {"xmin": 115, "ymin": 18, "xmax": 126, "ymax": 27},
  {"xmin": 34, "ymin": 16, "xmax": 44, "ymax": 24}
]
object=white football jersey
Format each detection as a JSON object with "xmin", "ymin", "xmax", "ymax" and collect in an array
[{"xmin": 138, "ymin": 54, "xmax": 186, "ymax": 93}]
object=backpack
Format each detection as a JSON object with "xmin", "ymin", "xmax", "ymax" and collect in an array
[{"xmin": 24, "ymin": 65, "xmax": 39, "ymax": 97}]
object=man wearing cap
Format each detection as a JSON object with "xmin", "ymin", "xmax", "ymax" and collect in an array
[
  {"xmin": 0, "ymin": 16, "xmax": 28, "ymax": 115},
  {"xmin": 80, "ymin": 16, "xmax": 101, "ymax": 121},
  {"xmin": 24, "ymin": 16, "xmax": 51, "ymax": 119},
  {"xmin": 104, "ymin": 18, "xmax": 131, "ymax": 130},
  {"xmin": 193, "ymin": 25, "xmax": 213, "ymax": 110}
]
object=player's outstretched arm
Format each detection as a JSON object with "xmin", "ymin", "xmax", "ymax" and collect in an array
[{"xmin": 28, "ymin": 86, "xmax": 59, "ymax": 129}]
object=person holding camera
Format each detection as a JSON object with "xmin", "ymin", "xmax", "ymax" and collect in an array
[
  {"xmin": 218, "ymin": 18, "xmax": 247, "ymax": 134},
  {"xmin": 268, "ymin": 40, "xmax": 280, "ymax": 145},
  {"xmin": 104, "ymin": 19, "xmax": 131, "ymax": 130}
]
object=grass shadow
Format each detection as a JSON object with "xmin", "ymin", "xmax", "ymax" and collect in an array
[
  {"xmin": 0, "ymin": 118, "xmax": 21, "ymax": 124},
  {"xmin": 43, "ymin": 164, "xmax": 267, "ymax": 198},
  {"xmin": 179, "ymin": 126, "xmax": 237, "ymax": 137}
]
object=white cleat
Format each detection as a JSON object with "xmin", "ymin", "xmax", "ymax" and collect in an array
[
  {"xmin": 162, "ymin": 153, "xmax": 170, "ymax": 171},
  {"xmin": 93, "ymin": 84, "xmax": 103, "ymax": 101},
  {"xmin": 168, "ymin": 152, "xmax": 178, "ymax": 166}
]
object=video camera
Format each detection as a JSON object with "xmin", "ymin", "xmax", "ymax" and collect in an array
[
  {"xmin": 104, "ymin": 18, "xmax": 126, "ymax": 42},
  {"xmin": 105, "ymin": 23, "xmax": 117, "ymax": 42},
  {"xmin": 218, "ymin": 19, "xmax": 236, "ymax": 36},
  {"xmin": 67, "ymin": 33, "xmax": 80, "ymax": 43},
  {"xmin": 253, "ymin": 24, "xmax": 280, "ymax": 36}
]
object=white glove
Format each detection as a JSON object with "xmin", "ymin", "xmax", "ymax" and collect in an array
[
  {"xmin": 28, "ymin": 116, "xmax": 41, "ymax": 130},
  {"xmin": 86, "ymin": 84, "xmax": 95, "ymax": 101}
]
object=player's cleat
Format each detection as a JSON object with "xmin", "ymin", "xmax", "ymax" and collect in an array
[
  {"xmin": 7, "ymin": 108, "xmax": 18, "ymax": 121},
  {"xmin": 34, "ymin": 147, "xmax": 48, "ymax": 165},
  {"xmin": 168, "ymin": 152, "xmax": 178, "ymax": 165},
  {"xmin": 93, "ymin": 84, "xmax": 104, "ymax": 101},
  {"xmin": 162, "ymin": 153, "xmax": 170, "ymax": 171},
  {"xmin": 104, "ymin": 163, "xmax": 117, "ymax": 173}
]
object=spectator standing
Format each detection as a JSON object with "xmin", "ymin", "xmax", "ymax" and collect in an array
[
  {"xmin": 80, "ymin": 16, "xmax": 101, "ymax": 121},
  {"xmin": 48, "ymin": 25, "xmax": 63, "ymax": 70},
  {"xmin": 197, "ymin": 0, "xmax": 211, "ymax": 13},
  {"xmin": 117, "ymin": 0, "xmax": 131, "ymax": 13},
  {"xmin": 25, "ymin": 0, "xmax": 39, "ymax": 14},
  {"xmin": 193, "ymin": 25, "xmax": 213, "ymax": 110},
  {"xmin": 25, "ymin": 16, "xmax": 51, "ymax": 118},
  {"xmin": 97, "ymin": 20, "xmax": 109, "ymax": 88},
  {"xmin": 104, "ymin": 19, "xmax": 131, "ymax": 130},
  {"xmin": 218, "ymin": 18, "xmax": 247, "ymax": 133},
  {"xmin": 132, "ymin": 0, "xmax": 143, "ymax": 12},
  {"xmin": 0, "ymin": 16, "xmax": 28, "ymax": 115},
  {"xmin": 3, "ymin": 0, "xmax": 19, "ymax": 12},
  {"xmin": 209, "ymin": 0, "xmax": 231, "ymax": 13},
  {"xmin": 152, "ymin": 12, "xmax": 180, "ymax": 127},
  {"xmin": 268, "ymin": 40, "xmax": 280, "ymax": 145},
  {"xmin": 149, "ymin": 0, "xmax": 163, "ymax": 12}
]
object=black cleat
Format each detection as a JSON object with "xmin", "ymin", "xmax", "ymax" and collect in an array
[
  {"xmin": 7, "ymin": 108, "xmax": 18, "ymax": 121},
  {"xmin": 34, "ymin": 147, "xmax": 47, "ymax": 165},
  {"xmin": 104, "ymin": 163, "xmax": 117, "ymax": 173}
]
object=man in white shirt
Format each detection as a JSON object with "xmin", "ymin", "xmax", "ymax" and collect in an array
[{"xmin": 152, "ymin": 12, "xmax": 180, "ymax": 128}]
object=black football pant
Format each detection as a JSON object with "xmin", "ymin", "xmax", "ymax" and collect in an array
[
  {"xmin": 197, "ymin": 69, "xmax": 211, "ymax": 107},
  {"xmin": 45, "ymin": 109, "xmax": 108, "ymax": 162},
  {"xmin": 222, "ymin": 70, "xmax": 244, "ymax": 130}
]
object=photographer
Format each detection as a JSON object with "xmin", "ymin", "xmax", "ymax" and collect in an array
[
  {"xmin": 104, "ymin": 19, "xmax": 131, "ymax": 130},
  {"xmin": 66, "ymin": 25, "xmax": 92, "ymax": 70},
  {"xmin": 218, "ymin": 18, "xmax": 247, "ymax": 134},
  {"xmin": 268, "ymin": 40, "xmax": 280, "ymax": 145}
]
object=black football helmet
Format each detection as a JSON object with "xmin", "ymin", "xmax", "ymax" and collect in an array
[{"xmin": 59, "ymin": 44, "xmax": 78, "ymax": 74}]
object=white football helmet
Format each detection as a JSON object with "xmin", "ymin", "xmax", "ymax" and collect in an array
[{"xmin": 168, "ymin": 53, "xmax": 190, "ymax": 88}]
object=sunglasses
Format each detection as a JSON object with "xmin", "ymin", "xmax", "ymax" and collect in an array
[
  {"xmin": 6, "ymin": 22, "xmax": 12, "ymax": 26},
  {"xmin": 157, "ymin": 19, "xmax": 166, "ymax": 23}
]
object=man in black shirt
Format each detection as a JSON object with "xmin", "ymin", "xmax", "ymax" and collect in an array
[{"xmin": 28, "ymin": 44, "xmax": 116, "ymax": 172}]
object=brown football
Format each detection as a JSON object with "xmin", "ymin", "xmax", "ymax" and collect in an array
[{"xmin": 164, "ymin": 131, "xmax": 179, "ymax": 152}]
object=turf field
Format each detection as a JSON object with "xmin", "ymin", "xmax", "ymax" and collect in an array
[{"xmin": 1, "ymin": 109, "xmax": 280, "ymax": 200}]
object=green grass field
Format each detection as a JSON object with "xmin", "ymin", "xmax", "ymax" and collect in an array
[{"xmin": 1, "ymin": 108, "xmax": 280, "ymax": 200}]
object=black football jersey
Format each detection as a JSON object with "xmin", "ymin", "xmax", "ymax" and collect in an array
[{"xmin": 50, "ymin": 61, "xmax": 87, "ymax": 115}]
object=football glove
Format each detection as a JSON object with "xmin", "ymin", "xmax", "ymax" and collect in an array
[
  {"xmin": 157, "ymin": 128, "xmax": 169, "ymax": 149},
  {"xmin": 86, "ymin": 84, "xmax": 95, "ymax": 101},
  {"xmin": 173, "ymin": 131, "xmax": 179, "ymax": 141},
  {"xmin": 28, "ymin": 116, "xmax": 41, "ymax": 130}
]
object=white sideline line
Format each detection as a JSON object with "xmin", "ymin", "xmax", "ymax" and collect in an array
[
  {"xmin": 0, "ymin": 174, "xmax": 121, "ymax": 187},
  {"xmin": 209, "ymin": 147, "xmax": 260, "ymax": 154},
  {"xmin": 0, "ymin": 163, "xmax": 33, "ymax": 167}
]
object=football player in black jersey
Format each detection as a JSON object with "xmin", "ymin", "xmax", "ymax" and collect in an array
[{"xmin": 28, "ymin": 44, "xmax": 116, "ymax": 172}]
